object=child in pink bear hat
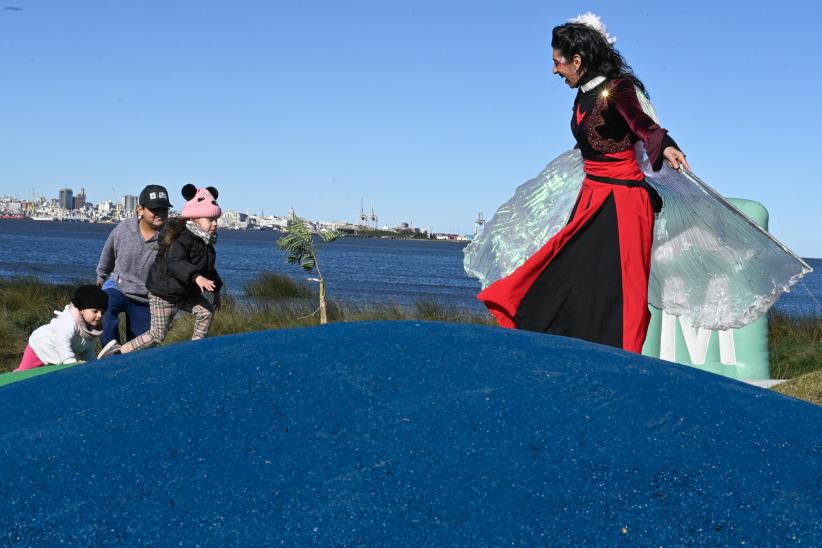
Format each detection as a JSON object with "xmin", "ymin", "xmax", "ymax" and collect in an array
[{"xmin": 98, "ymin": 185, "xmax": 223, "ymax": 358}]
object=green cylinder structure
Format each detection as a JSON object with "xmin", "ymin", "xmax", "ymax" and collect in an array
[{"xmin": 641, "ymin": 198, "xmax": 771, "ymax": 381}]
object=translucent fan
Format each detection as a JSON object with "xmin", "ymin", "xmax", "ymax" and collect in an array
[{"xmin": 464, "ymin": 90, "xmax": 811, "ymax": 329}]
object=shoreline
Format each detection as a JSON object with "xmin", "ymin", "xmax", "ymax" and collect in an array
[{"xmin": 0, "ymin": 218, "xmax": 472, "ymax": 242}]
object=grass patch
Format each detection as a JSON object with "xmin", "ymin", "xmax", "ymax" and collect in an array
[
  {"xmin": 161, "ymin": 296, "xmax": 493, "ymax": 346},
  {"xmin": 2, "ymin": 277, "xmax": 820, "ymax": 408},
  {"xmin": 768, "ymin": 311, "xmax": 822, "ymax": 379},
  {"xmin": 773, "ymin": 370, "xmax": 822, "ymax": 406},
  {"xmin": 0, "ymin": 277, "xmax": 493, "ymax": 373},
  {"xmin": 243, "ymin": 273, "xmax": 313, "ymax": 300},
  {"xmin": 767, "ymin": 312, "xmax": 822, "ymax": 405}
]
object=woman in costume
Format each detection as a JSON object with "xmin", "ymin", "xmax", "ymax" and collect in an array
[
  {"xmin": 467, "ymin": 14, "xmax": 810, "ymax": 352},
  {"xmin": 477, "ymin": 19, "xmax": 687, "ymax": 353}
]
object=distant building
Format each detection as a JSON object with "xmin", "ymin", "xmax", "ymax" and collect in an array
[
  {"xmin": 4, "ymin": 202, "xmax": 22, "ymax": 214},
  {"xmin": 97, "ymin": 201, "xmax": 114, "ymax": 215},
  {"xmin": 58, "ymin": 188, "xmax": 73, "ymax": 210},
  {"xmin": 318, "ymin": 220, "xmax": 350, "ymax": 231},
  {"xmin": 256, "ymin": 216, "xmax": 288, "ymax": 230},
  {"xmin": 396, "ymin": 222, "xmax": 421, "ymax": 234},
  {"xmin": 219, "ymin": 210, "xmax": 249, "ymax": 229},
  {"xmin": 123, "ymin": 195, "xmax": 138, "ymax": 213},
  {"xmin": 74, "ymin": 188, "xmax": 86, "ymax": 210},
  {"xmin": 432, "ymin": 233, "xmax": 468, "ymax": 241}
]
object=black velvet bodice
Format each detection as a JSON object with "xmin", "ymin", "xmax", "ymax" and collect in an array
[{"xmin": 570, "ymin": 75, "xmax": 677, "ymax": 171}]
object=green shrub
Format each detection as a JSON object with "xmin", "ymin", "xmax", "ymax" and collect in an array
[
  {"xmin": 2, "ymin": 276, "xmax": 818, "ymax": 407},
  {"xmin": 769, "ymin": 312, "xmax": 822, "ymax": 379},
  {"xmin": 244, "ymin": 273, "xmax": 314, "ymax": 300}
]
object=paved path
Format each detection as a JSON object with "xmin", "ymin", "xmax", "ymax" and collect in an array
[{"xmin": 2, "ymin": 321, "xmax": 821, "ymax": 545}]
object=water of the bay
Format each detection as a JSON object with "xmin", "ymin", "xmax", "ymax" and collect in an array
[{"xmin": 1, "ymin": 220, "xmax": 820, "ymax": 318}]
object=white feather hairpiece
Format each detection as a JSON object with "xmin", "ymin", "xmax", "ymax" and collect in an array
[{"xmin": 569, "ymin": 12, "xmax": 616, "ymax": 44}]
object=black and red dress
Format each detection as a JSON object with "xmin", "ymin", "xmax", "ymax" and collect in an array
[{"xmin": 478, "ymin": 74, "xmax": 678, "ymax": 353}]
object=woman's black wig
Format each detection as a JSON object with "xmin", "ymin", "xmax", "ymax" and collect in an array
[{"xmin": 551, "ymin": 22, "xmax": 648, "ymax": 97}]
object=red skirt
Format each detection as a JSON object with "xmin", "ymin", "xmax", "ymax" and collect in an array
[{"xmin": 478, "ymin": 152, "xmax": 655, "ymax": 353}]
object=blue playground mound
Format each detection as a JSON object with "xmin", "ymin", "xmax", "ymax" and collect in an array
[{"xmin": 2, "ymin": 321, "xmax": 821, "ymax": 545}]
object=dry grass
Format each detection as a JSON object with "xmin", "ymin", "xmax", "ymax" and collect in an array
[
  {"xmin": 768, "ymin": 312, "xmax": 822, "ymax": 380},
  {"xmin": 243, "ymin": 272, "xmax": 313, "ymax": 300},
  {"xmin": 0, "ymin": 277, "xmax": 493, "ymax": 372},
  {"xmin": 773, "ymin": 370, "xmax": 822, "ymax": 406},
  {"xmin": 2, "ymin": 277, "xmax": 820, "ymax": 406}
]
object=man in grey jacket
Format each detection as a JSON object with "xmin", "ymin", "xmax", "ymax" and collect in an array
[{"xmin": 96, "ymin": 185, "xmax": 172, "ymax": 345}]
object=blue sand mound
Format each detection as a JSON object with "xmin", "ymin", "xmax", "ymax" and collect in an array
[{"xmin": 2, "ymin": 321, "xmax": 821, "ymax": 545}]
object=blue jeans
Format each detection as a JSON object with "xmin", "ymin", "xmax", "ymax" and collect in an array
[{"xmin": 102, "ymin": 286, "xmax": 151, "ymax": 345}]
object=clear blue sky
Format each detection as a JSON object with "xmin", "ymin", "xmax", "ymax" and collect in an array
[{"xmin": 2, "ymin": 0, "xmax": 820, "ymax": 257}]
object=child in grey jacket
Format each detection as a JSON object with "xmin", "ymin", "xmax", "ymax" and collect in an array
[{"xmin": 15, "ymin": 285, "xmax": 109, "ymax": 370}]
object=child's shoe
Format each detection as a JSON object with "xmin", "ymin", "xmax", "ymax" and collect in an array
[{"xmin": 97, "ymin": 340, "xmax": 121, "ymax": 359}]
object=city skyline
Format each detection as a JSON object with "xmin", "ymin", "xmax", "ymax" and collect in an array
[{"xmin": 0, "ymin": 186, "xmax": 463, "ymax": 234}]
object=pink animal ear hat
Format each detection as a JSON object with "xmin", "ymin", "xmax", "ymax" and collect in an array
[{"xmin": 180, "ymin": 184, "xmax": 222, "ymax": 219}]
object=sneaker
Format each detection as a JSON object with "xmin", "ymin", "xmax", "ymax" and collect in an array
[{"xmin": 97, "ymin": 340, "xmax": 121, "ymax": 360}]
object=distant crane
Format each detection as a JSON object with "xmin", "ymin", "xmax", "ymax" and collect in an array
[
  {"xmin": 369, "ymin": 201, "xmax": 378, "ymax": 229},
  {"xmin": 359, "ymin": 198, "xmax": 368, "ymax": 226},
  {"xmin": 474, "ymin": 212, "xmax": 486, "ymax": 237}
]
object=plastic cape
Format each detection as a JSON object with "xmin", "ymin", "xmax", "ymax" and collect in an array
[{"xmin": 464, "ymin": 90, "xmax": 812, "ymax": 330}]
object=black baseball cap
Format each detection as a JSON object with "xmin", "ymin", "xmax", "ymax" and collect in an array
[{"xmin": 139, "ymin": 185, "xmax": 172, "ymax": 209}]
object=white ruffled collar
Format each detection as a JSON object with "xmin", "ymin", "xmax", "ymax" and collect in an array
[{"xmin": 580, "ymin": 75, "xmax": 607, "ymax": 93}]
